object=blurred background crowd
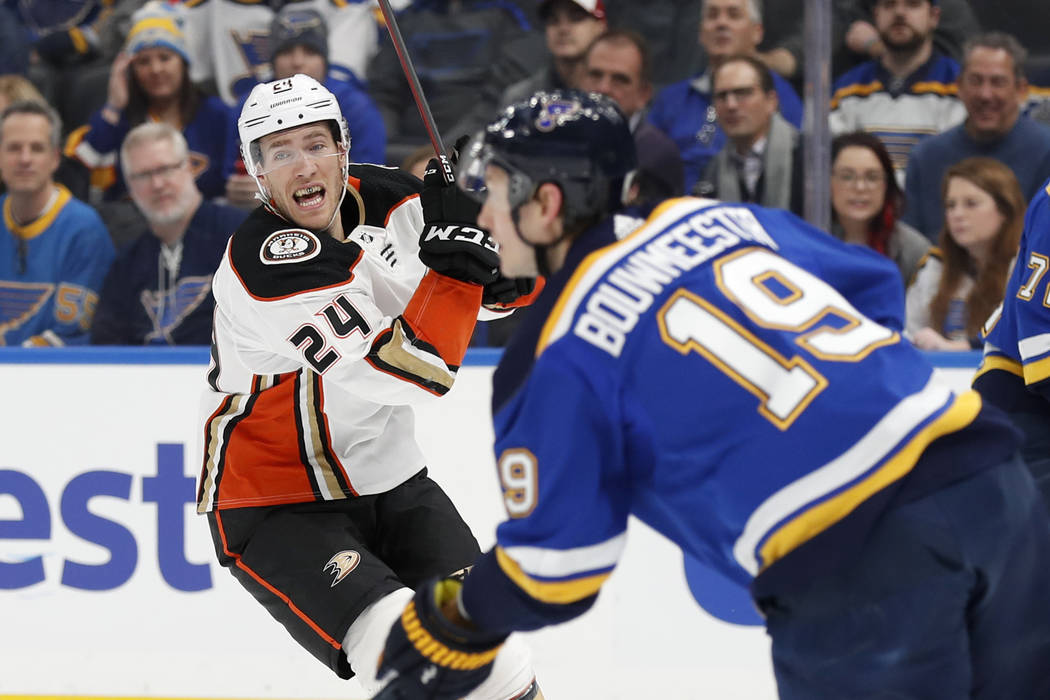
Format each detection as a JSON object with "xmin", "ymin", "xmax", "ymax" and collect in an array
[{"xmin": 0, "ymin": 0, "xmax": 1044, "ymax": 349}]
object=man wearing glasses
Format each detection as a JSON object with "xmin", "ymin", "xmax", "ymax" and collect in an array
[
  {"xmin": 694, "ymin": 54, "xmax": 802, "ymax": 214},
  {"xmin": 91, "ymin": 122, "xmax": 247, "ymax": 345},
  {"xmin": 196, "ymin": 74, "xmax": 541, "ymax": 699}
]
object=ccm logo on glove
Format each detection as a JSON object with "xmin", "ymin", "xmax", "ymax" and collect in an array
[{"xmin": 424, "ymin": 224, "xmax": 498, "ymax": 252}]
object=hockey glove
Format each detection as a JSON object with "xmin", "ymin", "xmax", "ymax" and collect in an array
[
  {"xmin": 374, "ymin": 577, "xmax": 508, "ymax": 700},
  {"xmin": 419, "ymin": 156, "xmax": 500, "ymax": 286},
  {"xmin": 482, "ymin": 275, "xmax": 545, "ymax": 311}
]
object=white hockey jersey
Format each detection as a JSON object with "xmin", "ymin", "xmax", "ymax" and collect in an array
[{"xmin": 197, "ymin": 164, "xmax": 484, "ymax": 512}]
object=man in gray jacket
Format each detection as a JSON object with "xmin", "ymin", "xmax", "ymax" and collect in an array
[{"xmin": 695, "ymin": 54, "xmax": 802, "ymax": 214}]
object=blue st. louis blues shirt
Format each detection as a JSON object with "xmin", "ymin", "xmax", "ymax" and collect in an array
[
  {"xmin": 1, "ymin": 185, "xmax": 114, "ymax": 346},
  {"xmin": 91, "ymin": 200, "xmax": 246, "ymax": 345}
]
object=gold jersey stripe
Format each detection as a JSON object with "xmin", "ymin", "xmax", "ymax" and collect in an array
[
  {"xmin": 757, "ymin": 389, "xmax": 982, "ymax": 570},
  {"xmin": 1023, "ymin": 354, "xmax": 1050, "ymax": 386},
  {"xmin": 974, "ymin": 354, "xmax": 1023, "ymax": 382}
]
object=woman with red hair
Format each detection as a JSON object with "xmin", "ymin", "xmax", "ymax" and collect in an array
[
  {"xmin": 830, "ymin": 131, "xmax": 932, "ymax": 287},
  {"xmin": 906, "ymin": 156, "xmax": 1025, "ymax": 350}
]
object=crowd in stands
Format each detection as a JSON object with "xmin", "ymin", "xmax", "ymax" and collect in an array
[{"xmin": 0, "ymin": 0, "xmax": 1047, "ymax": 351}]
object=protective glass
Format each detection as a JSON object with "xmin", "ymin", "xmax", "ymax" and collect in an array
[
  {"xmin": 254, "ymin": 143, "xmax": 345, "ymax": 176},
  {"xmin": 455, "ymin": 136, "xmax": 536, "ymax": 209}
]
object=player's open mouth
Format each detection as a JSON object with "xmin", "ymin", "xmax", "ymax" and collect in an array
[{"xmin": 294, "ymin": 185, "xmax": 325, "ymax": 209}]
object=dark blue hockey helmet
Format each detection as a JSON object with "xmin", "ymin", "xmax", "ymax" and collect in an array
[{"xmin": 458, "ymin": 89, "xmax": 637, "ymax": 229}]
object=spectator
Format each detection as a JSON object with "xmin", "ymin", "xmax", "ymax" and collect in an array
[
  {"xmin": 182, "ymin": 0, "xmax": 383, "ymax": 107},
  {"xmin": 0, "ymin": 74, "xmax": 46, "ymax": 115},
  {"xmin": 0, "ymin": 100, "xmax": 113, "ymax": 346},
  {"xmin": 903, "ymin": 33, "xmax": 1050, "ymax": 240},
  {"xmin": 835, "ymin": 0, "xmax": 980, "ymax": 75},
  {"xmin": 694, "ymin": 55, "xmax": 802, "ymax": 214},
  {"xmin": 65, "ymin": 1, "xmax": 236, "ymax": 206},
  {"xmin": 5, "ymin": 0, "xmax": 110, "ymax": 71},
  {"xmin": 500, "ymin": 0, "xmax": 607, "ymax": 107},
  {"xmin": 580, "ymin": 29, "xmax": 683, "ymax": 206},
  {"xmin": 0, "ymin": 75, "xmax": 47, "ymax": 197},
  {"xmin": 366, "ymin": 0, "xmax": 543, "ymax": 165},
  {"xmin": 43, "ymin": 0, "xmax": 149, "ymax": 141},
  {"xmin": 225, "ymin": 6, "xmax": 387, "ymax": 209},
  {"xmin": 906, "ymin": 156, "xmax": 1023, "ymax": 350},
  {"xmin": 91, "ymin": 123, "xmax": 247, "ymax": 346},
  {"xmin": 0, "ymin": 74, "xmax": 91, "ymax": 200},
  {"xmin": 830, "ymin": 131, "xmax": 930, "ymax": 286},
  {"xmin": 647, "ymin": 0, "xmax": 804, "ymax": 194},
  {"xmin": 830, "ymin": 0, "xmax": 966, "ymax": 182}
]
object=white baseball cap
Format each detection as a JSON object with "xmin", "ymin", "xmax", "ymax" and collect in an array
[{"xmin": 538, "ymin": 0, "xmax": 606, "ymax": 21}]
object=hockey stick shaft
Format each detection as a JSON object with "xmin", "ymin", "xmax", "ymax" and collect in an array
[{"xmin": 375, "ymin": 0, "xmax": 454, "ymax": 184}]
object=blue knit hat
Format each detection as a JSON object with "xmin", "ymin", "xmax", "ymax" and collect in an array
[
  {"xmin": 125, "ymin": 1, "xmax": 190, "ymax": 63},
  {"xmin": 270, "ymin": 7, "xmax": 329, "ymax": 61}
]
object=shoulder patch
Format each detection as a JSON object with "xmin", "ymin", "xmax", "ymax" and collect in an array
[
  {"xmin": 260, "ymin": 229, "xmax": 321, "ymax": 265},
  {"xmin": 229, "ymin": 208, "xmax": 364, "ymax": 300}
]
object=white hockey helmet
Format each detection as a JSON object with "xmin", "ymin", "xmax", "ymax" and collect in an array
[{"xmin": 237, "ymin": 73, "xmax": 350, "ymax": 177}]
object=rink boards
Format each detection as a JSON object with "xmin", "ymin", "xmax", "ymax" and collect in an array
[{"xmin": 0, "ymin": 348, "xmax": 981, "ymax": 700}]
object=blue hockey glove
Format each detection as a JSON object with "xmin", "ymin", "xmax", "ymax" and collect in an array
[
  {"xmin": 374, "ymin": 577, "xmax": 508, "ymax": 700},
  {"xmin": 419, "ymin": 156, "xmax": 500, "ymax": 286}
]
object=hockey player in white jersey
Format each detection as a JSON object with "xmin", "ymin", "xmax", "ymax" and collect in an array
[
  {"xmin": 373, "ymin": 90, "xmax": 1050, "ymax": 699},
  {"xmin": 197, "ymin": 74, "xmax": 540, "ymax": 699}
]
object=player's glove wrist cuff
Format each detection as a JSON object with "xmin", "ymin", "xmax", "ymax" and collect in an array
[{"xmin": 405, "ymin": 579, "xmax": 508, "ymax": 667}]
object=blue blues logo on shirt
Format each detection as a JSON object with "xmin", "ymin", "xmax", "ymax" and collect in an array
[{"xmin": 141, "ymin": 276, "xmax": 211, "ymax": 344}]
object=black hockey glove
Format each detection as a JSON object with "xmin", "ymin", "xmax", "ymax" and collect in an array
[
  {"xmin": 419, "ymin": 156, "xmax": 500, "ymax": 286},
  {"xmin": 374, "ymin": 577, "xmax": 507, "ymax": 700},
  {"xmin": 483, "ymin": 275, "xmax": 543, "ymax": 310}
]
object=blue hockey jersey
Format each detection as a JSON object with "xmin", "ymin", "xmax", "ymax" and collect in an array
[
  {"xmin": 0, "ymin": 185, "xmax": 114, "ymax": 346},
  {"xmin": 461, "ymin": 197, "xmax": 1018, "ymax": 633},
  {"xmin": 973, "ymin": 180, "xmax": 1050, "ymax": 502},
  {"xmin": 976, "ymin": 180, "xmax": 1050, "ymax": 400}
]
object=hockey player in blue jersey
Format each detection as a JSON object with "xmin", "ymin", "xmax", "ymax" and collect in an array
[
  {"xmin": 974, "ymin": 178, "xmax": 1050, "ymax": 509},
  {"xmin": 373, "ymin": 91, "xmax": 1050, "ymax": 699}
]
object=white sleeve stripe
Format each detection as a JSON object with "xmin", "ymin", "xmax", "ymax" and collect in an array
[
  {"xmin": 1019, "ymin": 333, "xmax": 1050, "ymax": 361},
  {"xmin": 73, "ymin": 139, "xmax": 116, "ymax": 168},
  {"xmin": 733, "ymin": 375, "xmax": 951, "ymax": 575},
  {"xmin": 503, "ymin": 533, "xmax": 627, "ymax": 579}
]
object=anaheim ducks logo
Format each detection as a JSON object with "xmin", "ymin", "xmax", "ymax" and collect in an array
[
  {"xmin": 323, "ymin": 550, "xmax": 361, "ymax": 587},
  {"xmin": 260, "ymin": 228, "xmax": 321, "ymax": 265}
]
